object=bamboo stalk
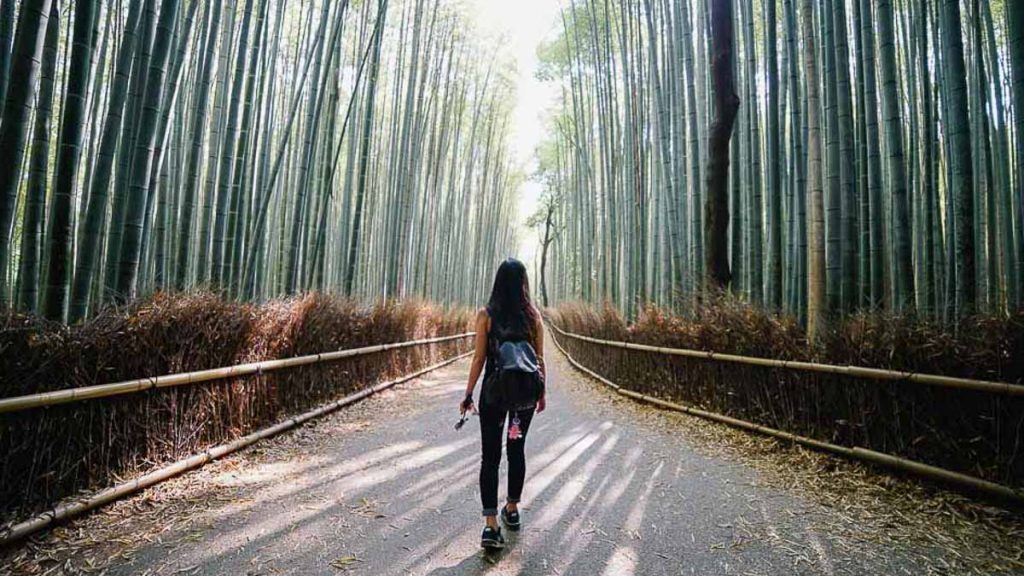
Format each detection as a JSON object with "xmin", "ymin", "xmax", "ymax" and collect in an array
[
  {"xmin": 548, "ymin": 323, "xmax": 1024, "ymax": 396},
  {"xmin": 0, "ymin": 333, "xmax": 474, "ymax": 413},
  {"xmin": 547, "ymin": 327, "xmax": 1024, "ymax": 504},
  {"xmin": 0, "ymin": 350, "xmax": 473, "ymax": 546}
]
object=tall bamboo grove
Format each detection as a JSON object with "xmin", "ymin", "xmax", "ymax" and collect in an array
[
  {"xmin": 539, "ymin": 0, "xmax": 1024, "ymax": 330},
  {"xmin": 0, "ymin": 0, "xmax": 521, "ymax": 322}
]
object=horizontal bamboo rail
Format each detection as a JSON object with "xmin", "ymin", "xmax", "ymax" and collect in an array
[
  {"xmin": 548, "ymin": 323, "xmax": 1024, "ymax": 396},
  {"xmin": 0, "ymin": 350, "xmax": 473, "ymax": 547},
  {"xmin": 0, "ymin": 332, "xmax": 475, "ymax": 414},
  {"xmin": 546, "ymin": 325, "xmax": 1024, "ymax": 504}
]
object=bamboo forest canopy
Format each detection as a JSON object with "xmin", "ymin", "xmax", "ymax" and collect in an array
[
  {"xmin": 535, "ymin": 0, "xmax": 1024, "ymax": 330},
  {"xmin": 0, "ymin": 0, "xmax": 522, "ymax": 323}
]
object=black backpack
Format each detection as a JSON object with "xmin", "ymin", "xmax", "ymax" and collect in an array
[{"xmin": 483, "ymin": 339, "xmax": 545, "ymax": 412}]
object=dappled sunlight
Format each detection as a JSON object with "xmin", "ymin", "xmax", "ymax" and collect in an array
[
  {"xmin": 594, "ymin": 461, "xmax": 662, "ymax": 576},
  {"xmin": 210, "ymin": 458, "xmax": 326, "ymax": 488},
  {"xmin": 166, "ymin": 439, "xmax": 430, "ymax": 559},
  {"xmin": 415, "ymin": 383, "xmax": 468, "ymax": 400},
  {"xmin": 268, "ymin": 440, "xmax": 425, "ymax": 487},
  {"xmin": 525, "ymin": 430, "xmax": 603, "ymax": 500},
  {"xmin": 626, "ymin": 460, "xmax": 663, "ymax": 535},
  {"xmin": 601, "ymin": 547, "xmax": 638, "ymax": 576},
  {"xmin": 543, "ymin": 439, "xmax": 648, "ymax": 575},
  {"xmin": 531, "ymin": 431, "xmax": 620, "ymax": 532},
  {"xmin": 401, "ymin": 462, "xmax": 477, "ymax": 514},
  {"xmin": 526, "ymin": 422, "xmax": 601, "ymax": 471},
  {"xmin": 143, "ymin": 364, "xmax": 484, "ymax": 571},
  {"xmin": 599, "ymin": 445, "xmax": 644, "ymax": 509},
  {"xmin": 527, "ymin": 434, "xmax": 631, "ymax": 575},
  {"xmin": 394, "ymin": 524, "xmax": 517, "ymax": 576},
  {"xmin": 178, "ymin": 437, "xmax": 474, "ymax": 568},
  {"xmin": 326, "ymin": 436, "xmax": 477, "ymax": 495},
  {"xmin": 410, "ymin": 376, "xmax": 462, "ymax": 389},
  {"xmin": 396, "ymin": 452, "xmax": 480, "ymax": 500}
]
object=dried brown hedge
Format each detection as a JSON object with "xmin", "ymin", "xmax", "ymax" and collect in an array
[
  {"xmin": 548, "ymin": 299, "xmax": 1024, "ymax": 492},
  {"xmin": 0, "ymin": 292, "xmax": 472, "ymax": 522}
]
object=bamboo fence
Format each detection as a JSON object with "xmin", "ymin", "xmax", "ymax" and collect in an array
[
  {"xmin": 0, "ymin": 332, "xmax": 474, "ymax": 414},
  {"xmin": 0, "ymin": 345, "xmax": 474, "ymax": 546},
  {"xmin": 546, "ymin": 323, "xmax": 1024, "ymax": 504},
  {"xmin": 547, "ymin": 324, "xmax": 1024, "ymax": 396}
]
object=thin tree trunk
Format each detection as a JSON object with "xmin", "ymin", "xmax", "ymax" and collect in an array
[
  {"xmin": 41, "ymin": 0, "xmax": 96, "ymax": 320},
  {"xmin": 0, "ymin": 0, "xmax": 53, "ymax": 306},
  {"xmin": 877, "ymin": 0, "xmax": 915, "ymax": 310},
  {"xmin": 15, "ymin": 0, "xmax": 58, "ymax": 312},
  {"xmin": 212, "ymin": 0, "xmax": 256, "ymax": 288},
  {"xmin": 174, "ymin": 0, "xmax": 221, "ymax": 290},
  {"xmin": 70, "ymin": 0, "xmax": 144, "ymax": 320},
  {"xmin": 115, "ymin": 0, "xmax": 180, "ymax": 300},
  {"xmin": 941, "ymin": 0, "xmax": 976, "ymax": 314},
  {"xmin": 766, "ymin": 0, "xmax": 782, "ymax": 309},
  {"xmin": 1009, "ymin": 1, "xmax": 1024, "ymax": 306},
  {"xmin": 344, "ymin": 0, "xmax": 388, "ymax": 296},
  {"xmin": 540, "ymin": 202, "xmax": 555, "ymax": 307},
  {"xmin": 0, "ymin": 0, "xmax": 15, "ymax": 107},
  {"xmin": 803, "ymin": 0, "xmax": 825, "ymax": 341}
]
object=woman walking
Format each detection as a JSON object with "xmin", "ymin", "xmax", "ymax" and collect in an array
[{"xmin": 459, "ymin": 258, "xmax": 546, "ymax": 550}]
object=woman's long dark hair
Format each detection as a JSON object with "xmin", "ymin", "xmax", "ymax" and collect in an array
[{"xmin": 487, "ymin": 258, "xmax": 538, "ymax": 341}]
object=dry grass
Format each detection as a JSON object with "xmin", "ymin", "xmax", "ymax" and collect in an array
[
  {"xmin": 551, "ymin": 335, "xmax": 1024, "ymax": 575},
  {"xmin": 547, "ymin": 299, "xmax": 1024, "ymax": 491},
  {"xmin": 0, "ymin": 292, "xmax": 472, "ymax": 523}
]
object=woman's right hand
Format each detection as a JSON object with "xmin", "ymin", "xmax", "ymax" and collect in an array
[{"xmin": 459, "ymin": 393, "xmax": 475, "ymax": 415}]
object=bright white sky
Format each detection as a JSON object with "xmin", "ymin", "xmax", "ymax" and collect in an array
[{"xmin": 462, "ymin": 0, "xmax": 564, "ymax": 270}]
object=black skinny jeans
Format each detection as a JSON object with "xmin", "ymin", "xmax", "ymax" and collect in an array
[{"xmin": 479, "ymin": 397, "xmax": 535, "ymax": 517}]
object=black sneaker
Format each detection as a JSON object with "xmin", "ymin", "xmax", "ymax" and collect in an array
[
  {"xmin": 481, "ymin": 526, "xmax": 505, "ymax": 549},
  {"xmin": 500, "ymin": 506, "xmax": 521, "ymax": 531}
]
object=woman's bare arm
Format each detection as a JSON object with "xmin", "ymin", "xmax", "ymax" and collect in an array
[
  {"xmin": 534, "ymin": 313, "xmax": 547, "ymax": 413},
  {"xmin": 460, "ymin": 309, "xmax": 490, "ymax": 414},
  {"xmin": 534, "ymin": 315, "xmax": 545, "ymax": 377}
]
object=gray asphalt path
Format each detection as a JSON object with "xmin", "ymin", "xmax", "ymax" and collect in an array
[{"xmin": 80, "ymin": 341, "xmax": 939, "ymax": 576}]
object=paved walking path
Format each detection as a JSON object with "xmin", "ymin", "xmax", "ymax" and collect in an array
[{"xmin": 4, "ymin": 337, "xmax": 1021, "ymax": 575}]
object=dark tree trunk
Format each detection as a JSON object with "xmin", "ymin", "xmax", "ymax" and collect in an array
[
  {"xmin": 539, "ymin": 202, "xmax": 555, "ymax": 308},
  {"xmin": 704, "ymin": 0, "xmax": 740, "ymax": 289}
]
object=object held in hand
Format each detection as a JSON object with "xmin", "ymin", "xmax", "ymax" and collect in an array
[{"xmin": 454, "ymin": 414, "xmax": 470, "ymax": 431}]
